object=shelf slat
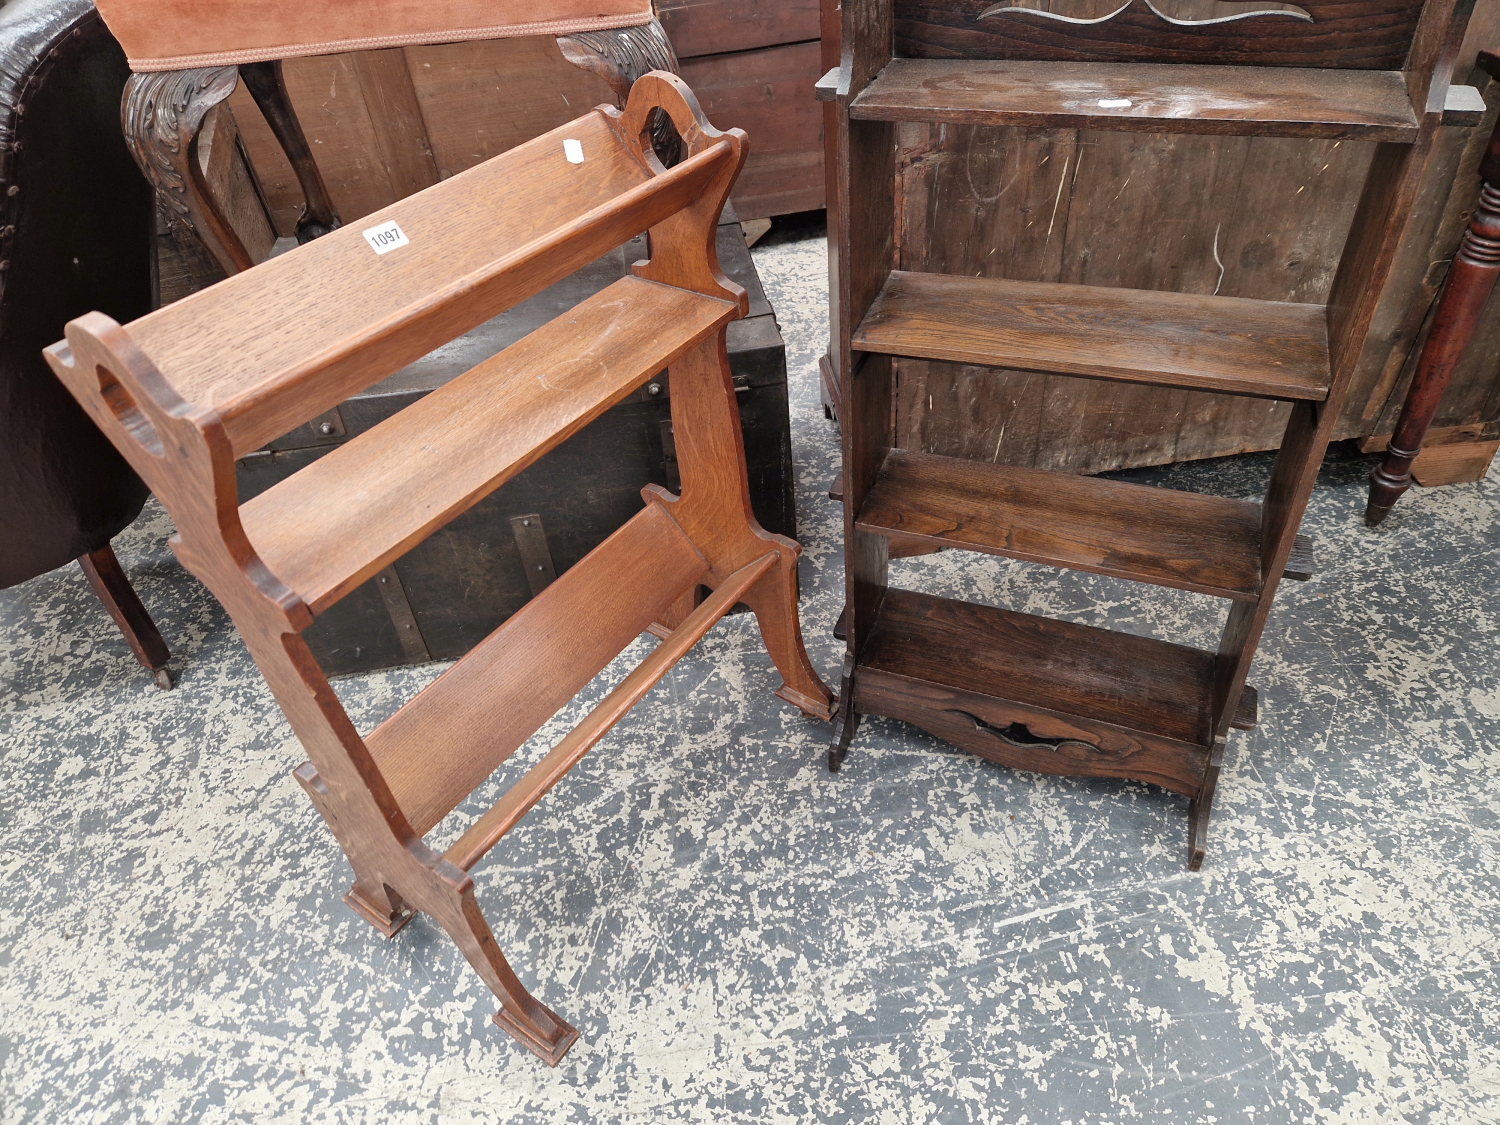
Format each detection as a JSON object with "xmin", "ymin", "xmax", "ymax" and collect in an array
[
  {"xmin": 863, "ymin": 588, "xmax": 1215, "ymax": 750},
  {"xmin": 128, "ymin": 111, "xmax": 735, "ymax": 457},
  {"xmin": 857, "ymin": 449, "xmax": 1264, "ymax": 600},
  {"xmin": 850, "ymin": 59, "xmax": 1419, "ymax": 142},
  {"xmin": 443, "ymin": 550, "xmax": 779, "ymax": 871},
  {"xmin": 365, "ymin": 502, "xmax": 710, "ymax": 837},
  {"xmin": 852, "ymin": 271, "xmax": 1330, "ymax": 401},
  {"xmin": 239, "ymin": 277, "xmax": 735, "ymax": 614}
]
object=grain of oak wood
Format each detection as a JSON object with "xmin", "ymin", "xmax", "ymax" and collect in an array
[
  {"xmin": 855, "ymin": 448, "xmax": 1266, "ymax": 599},
  {"xmin": 826, "ymin": 0, "xmax": 1476, "ymax": 870},
  {"xmin": 365, "ymin": 502, "xmax": 711, "ymax": 837},
  {"xmin": 852, "ymin": 270, "xmax": 1333, "ymax": 400},
  {"xmin": 443, "ymin": 549, "xmax": 780, "ymax": 872},
  {"xmin": 862, "ymin": 588, "xmax": 1217, "ymax": 748},
  {"xmin": 850, "ymin": 58, "xmax": 1421, "ymax": 141},
  {"xmin": 43, "ymin": 73, "xmax": 833, "ymax": 1067},
  {"xmin": 127, "ymin": 110, "xmax": 735, "ymax": 458},
  {"xmin": 238, "ymin": 276, "xmax": 737, "ymax": 615}
]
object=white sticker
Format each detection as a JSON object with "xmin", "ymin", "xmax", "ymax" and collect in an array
[
  {"xmin": 1098, "ymin": 98, "xmax": 1133, "ymax": 108},
  {"xmin": 563, "ymin": 138, "xmax": 585, "ymax": 164},
  {"xmin": 362, "ymin": 219, "xmax": 409, "ymax": 255}
]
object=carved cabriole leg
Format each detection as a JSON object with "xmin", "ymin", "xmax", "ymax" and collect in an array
[
  {"xmin": 1367, "ymin": 110, "xmax": 1500, "ymax": 524},
  {"xmin": 557, "ymin": 18, "xmax": 678, "ymax": 97},
  {"xmin": 237, "ymin": 60, "xmax": 342, "ymax": 243},
  {"xmin": 642, "ymin": 333, "xmax": 835, "ymax": 720},
  {"xmin": 122, "ymin": 67, "xmax": 254, "ymax": 274}
]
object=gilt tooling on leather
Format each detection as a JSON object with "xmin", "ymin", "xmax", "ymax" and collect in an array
[{"xmin": 92, "ymin": 0, "xmax": 654, "ymax": 70}]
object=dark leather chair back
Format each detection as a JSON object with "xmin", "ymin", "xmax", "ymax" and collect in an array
[{"xmin": 0, "ymin": 0, "xmax": 152, "ymax": 588}]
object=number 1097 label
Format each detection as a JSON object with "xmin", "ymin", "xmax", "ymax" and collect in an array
[{"xmin": 362, "ymin": 220, "xmax": 409, "ymax": 255}]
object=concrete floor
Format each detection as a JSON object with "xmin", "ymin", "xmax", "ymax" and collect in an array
[{"xmin": 3, "ymin": 224, "xmax": 1499, "ymax": 1123}]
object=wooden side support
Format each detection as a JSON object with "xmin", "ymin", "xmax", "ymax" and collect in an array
[{"xmin": 47, "ymin": 74, "xmax": 830, "ymax": 1068}]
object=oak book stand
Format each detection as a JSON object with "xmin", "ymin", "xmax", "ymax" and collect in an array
[
  {"xmin": 821, "ymin": 0, "xmax": 1476, "ymax": 868},
  {"xmin": 45, "ymin": 73, "xmax": 832, "ymax": 1066}
]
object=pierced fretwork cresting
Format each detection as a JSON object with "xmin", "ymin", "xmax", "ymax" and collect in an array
[
  {"xmin": 827, "ymin": 0, "xmax": 1476, "ymax": 869},
  {"xmin": 45, "ymin": 73, "xmax": 832, "ymax": 1068}
]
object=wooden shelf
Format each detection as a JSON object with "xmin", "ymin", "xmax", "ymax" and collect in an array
[
  {"xmin": 239, "ymin": 277, "xmax": 736, "ymax": 614},
  {"xmin": 863, "ymin": 588, "xmax": 1215, "ymax": 752},
  {"xmin": 128, "ymin": 112, "xmax": 735, "ymax": 458},
  {"xmin": 365, "ymin": 503, "xmax": 710, "ymax": 837},
  {"xmin": 849, "ymin": 59, "xmax": 1419, "ymax": 142},
  {"xmin": 857, "ymin": 449, "xmax": 1264, "ymax": 600},
  {"xmin": 852, "ymin": 271, "xmax": 1331, "ymax": 401}
]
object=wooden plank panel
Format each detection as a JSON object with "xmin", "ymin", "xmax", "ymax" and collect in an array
[
  {"xmin": 891, "ymin": 118, "xmax": 1372, "ymax": 472},
  {"xmin": 352, "ymin": 48, "xmax": 441, "ymax": 198},
  {"xmin": 658, "ymin": 0, "xmax": 820, "ymax": 57},
  {"xmin": 678, "ymin": 41, "xmax": 826, "ymax": 219},
  {"xmin": 855, "ymin": 270, "xmax": 1331, "ymax": 399},
  {"xmin": 853, "ymin": 60, "xmax": 1419, "ymax": 142},
  {"xmin": 406, "ymin": 37, "xmax": 618, "ymax": 180},
  {"xmin": 892, "ymin": 0, "xmax": 1427, "ymax": 70},
  {"xmin": 863, "ymin": 588, "xmax": 1216, "ymax": 746},
  {"xmin": 856, "ymin": 448, "xmax": 1265, "ymax": 599},
  {"xmin": 366, "ymin": 502, "xmax": 709, "ymax": 836},
  {"xmin": 238, "ymin": 277, "xmax": 736, "ymax": 613}
]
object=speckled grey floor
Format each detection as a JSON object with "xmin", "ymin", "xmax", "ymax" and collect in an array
[{"xmin": 3, "ymin": 222, "xmax": 1499, "ymax": 1124}]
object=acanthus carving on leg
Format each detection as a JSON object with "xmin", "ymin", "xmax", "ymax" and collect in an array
[
  {"xmin": 121, "ymin": 66, "xmax": 253, "ymax": 273},
  {"xmin": 558, "ymin": 19, "xmax": 683, "ymax": 165}
]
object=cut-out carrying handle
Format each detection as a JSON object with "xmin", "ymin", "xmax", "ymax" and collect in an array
[
  {"xmin": 613, "ymin": 71, "xmax": 749, "ymax": 311},
  {"xmin": 44, "ymin": 314, "xmax": 310, "ymax": 631},
  {"xmin": 616, "ymin": 71, "xmax": 728, "ymax": 173}
]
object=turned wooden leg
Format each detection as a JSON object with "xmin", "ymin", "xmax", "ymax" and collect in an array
[
  {"xmin": 827, "ymin": 656, "xmax": 860, "ymax": 772},
  {"xmin": 1368, "ymin": 98, "xmax": 1500, "ymax": 525},
  {"xmin": 740, "ymin": 552, "xmax": 836, "ymax": 720},
  {"xmin": 77, "ymin": 545, "xmax": 172, "ymax": 689},
  {"xmin": 1186, "ymin": 739, "xmax": 1226, "ymax": 872},
  {"xmin": 237, "ymin": 61, "xmax": 341, "ymax": 243},
  {"xmin": 429, "ymin": 881, "xmax": 579, "ymax": 1066}
]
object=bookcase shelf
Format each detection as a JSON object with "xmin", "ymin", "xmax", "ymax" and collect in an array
[{"xmin": 826, "ymin": 0, "xmax": 1476, "ymax": 870}]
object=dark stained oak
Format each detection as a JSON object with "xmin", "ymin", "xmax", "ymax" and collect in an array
[
  {"xmin": 852, "ymin": 270, "xmax": 1332, "ymax": 401},
  {"xmin": 851, "ymin": 59, "xmax": 1420, "ymax": 142},
  {"xmin": 1368, "ymin": 51, "xmax": 1500, "ymax": 524},
  {"xmin": 856, "ymin": 448, "xmax": 1266, "ymax": 599},
  {"xmin": 826, "ymin": 0, "xmax": 1474, "ymax": 869},
  {"xmin": 861, "ymin": 587, "xmax": 1216, "ymax": 750},
  {"xmin": 240, "ymin": 277, "xmax": 736, "ymax": 614},
  {"xmin": 892, "ymin": 0, "xmax": 1428, "ymax": 71}
]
